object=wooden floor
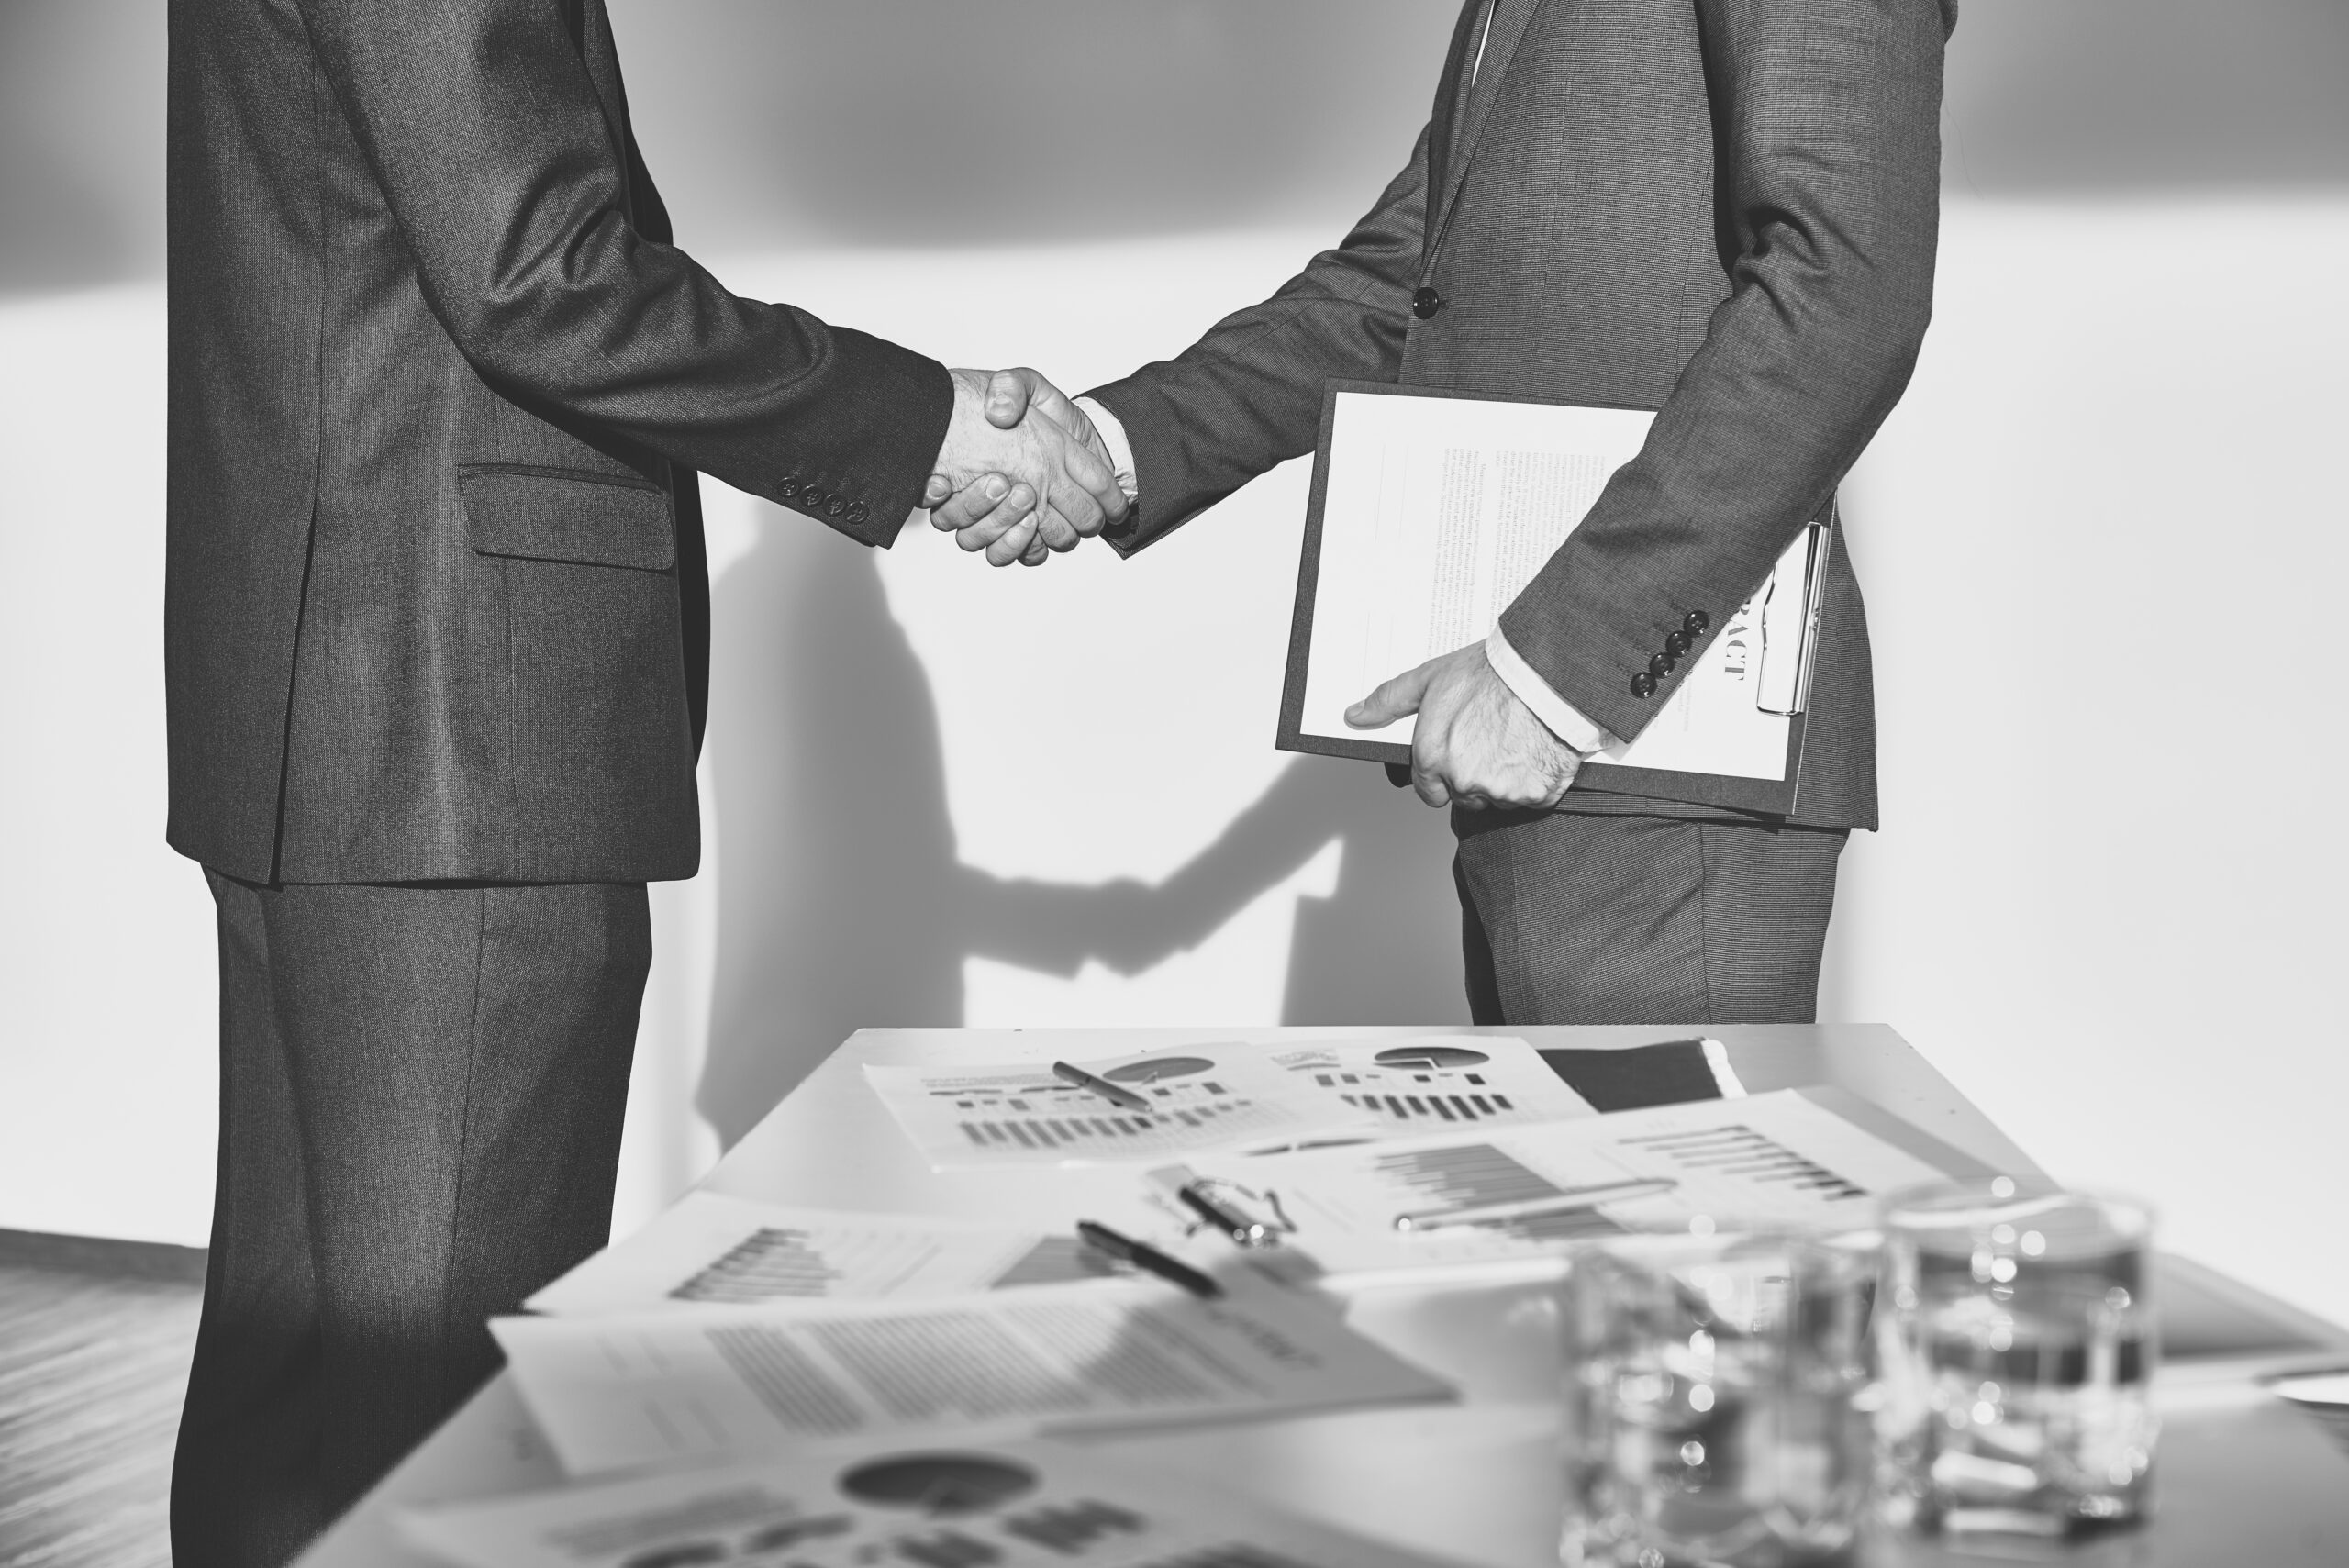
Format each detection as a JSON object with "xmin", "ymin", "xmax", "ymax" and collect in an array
[{"xmin": 0, "ymin": 1230, "xmax": 203, "ymax": 1568}]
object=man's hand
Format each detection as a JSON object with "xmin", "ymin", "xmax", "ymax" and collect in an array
[
  {"xmin": 1346, "ymin": 642, "xmax": 1583, "ymax": 810},
  {"xmin": 924, "ymin": 368, "xmax": 1125, "ymax": 568}
]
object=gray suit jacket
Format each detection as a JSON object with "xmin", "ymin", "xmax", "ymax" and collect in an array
[
  {"xmin": 1090, "ymin": 0, "xmax": 1955, "ymax": 830},
  {"xmin": 165, "ymin": 0, "xmax": 953, "ymax": 885}
]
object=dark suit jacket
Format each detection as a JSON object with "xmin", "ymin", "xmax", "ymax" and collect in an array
[
  {"xmin": 165, "ymin": 0, "xmax": 953, "ymax": 885},
  {"xmin": 1090, "ymin": 0, "xmax": 1955, "ymax": 830}
]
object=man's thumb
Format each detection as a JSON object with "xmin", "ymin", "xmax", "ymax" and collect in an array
[
  {"xmin": 985, "ymin": 368, "xmax": 1035, "ymax": 429},
  {"xmin": 1346, "ymin": 663, "xmax": 1431, "ymax": 729}
]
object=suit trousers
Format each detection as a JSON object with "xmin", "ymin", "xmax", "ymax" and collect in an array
[
  {"xmin": 173, "ymin": 871, "xmax": 651, "ymax": 1568},
  {"xmin": 1453, "ymin": 809, "xmax": 1847, "ymax": 1025}
]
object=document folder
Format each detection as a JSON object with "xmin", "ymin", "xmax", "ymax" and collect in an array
[{"xmin": 1277, "ymin": 381, "xmax": 1830, "ymax": 817}]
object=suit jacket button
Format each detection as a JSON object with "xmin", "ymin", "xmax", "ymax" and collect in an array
[
  {"xmin": 1631, "ymin": 672, "xmax": 1658, "ymax": 698},
  {"xmin": 1665, "ymin": 629, "xmax": 1692, "ymax": 656},
  {"xmin": 1649, "ymin": 652, "xmax": 1675, "ymax": 678},
  {"xmin": 778, "ymin": 479, "xmax": 801, "ymax": 499},
  {"xmin": 801, "ymin": 488, "xmax": 827, "ymax": 510},
  {"xmin": 1411, "ymin": 286, "xmax": 1443, "ymax": 320},
  {"xmin": 1684, "ymin": 609, "xmax": 1710, "ymax": 636},
  {"xmin": 825, "ymin": 496, "xmax": 847, "ymax": 517},
  {"xmin": 846, "ymin": 502, "xmax": 869, "ymax": 524}
]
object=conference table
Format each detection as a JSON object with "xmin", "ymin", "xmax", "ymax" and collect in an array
[{"xmin": 299, "ymin": 1025, "xmax": 2349, "ymax": 1568}]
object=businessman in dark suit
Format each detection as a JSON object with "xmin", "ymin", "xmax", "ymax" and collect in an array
[
  {"xmin": 947, "ymin": 0, "xmax": 1953, "ymax": 1028},
  {"xmin": 164, "ymin": 1, "xmax": 1120, "ymax": 1561}
]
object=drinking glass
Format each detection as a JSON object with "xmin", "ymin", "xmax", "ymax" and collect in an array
[
  {"xmin": 1873, "ymin": 1180, "xmax": 2157, "ymax": 1543},
  {"xmin": 1558, "ymin": 1231, "xmax": 1878, "ymax": 1567}
]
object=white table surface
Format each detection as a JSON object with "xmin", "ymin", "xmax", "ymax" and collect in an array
[{"xmin": 296, "ymin": 1024, "xmax": 2349, "ymax": 1568}]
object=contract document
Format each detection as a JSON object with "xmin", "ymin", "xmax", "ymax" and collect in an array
[
  {"xmin": 493, "ymin": 1275, "xmax": 1452, "ymax": 1476},
  {"xmin": 528, "ymin": 1195, "xmax": 1117, "ymax": 1317},
  {"xmin": 1153, "ymin": 1088, "xmax": 1997, "ymax": 1286},
  {"xmin": 395, "ymin": 1438, "xmax": 1462, "ymax": 1568},
  {"xmin": 1281, "ymin": 383, "xmax": 1829, "ymax": 816}
]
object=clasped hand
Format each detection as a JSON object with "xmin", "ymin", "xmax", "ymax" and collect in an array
[
  {"xmin": 1347, "ymin": 642, "xmax": 1582, "ymax": 812},
  {"xmin": 924, "ymin": 368, "xmax": 1122, "ymax": 567},
  {"xmin": 924, "ymin": 375, "xmax": 1572, "ymax": 813}
]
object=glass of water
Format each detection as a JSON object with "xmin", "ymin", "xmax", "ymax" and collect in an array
[
  {"xmin": 1558, "ymin": 1230, "xmax": 1878, "ymax": 1567},
  {"xmin": 1873, "ymin": 1180, "xmax": 2157, "ymax": 1543}
]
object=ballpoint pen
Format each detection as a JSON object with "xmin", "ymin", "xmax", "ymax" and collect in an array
[
  {"xmin": 1076, "ymin": 1220, "xmax": 1222, "ymax": 1298},
  {"xmin": 1393, "ymin": 1177, "xmax": 1679, "ymax": 1232},
  {"xmin": 1052, "ymin": 1060, "xmax": 1151, "ymax": 1113},
  {"xmin": 1176, "ymin": 1183, "xmax": 1275, "ymax": 1247}
]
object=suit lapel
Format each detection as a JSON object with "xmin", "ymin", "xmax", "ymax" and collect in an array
[{"xmin": 1425, "ymin": 0, "xmax": 1546, "ymax": 269}]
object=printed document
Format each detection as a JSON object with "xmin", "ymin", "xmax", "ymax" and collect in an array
[
  {"xmin": 528, "ymin": 1195, "xmax": 1115, "ymax": 1317},
  {"xmin": 1156, "ymin": 1088, "xmax": 1971, "ymax": 1284},
  {"xmin": 864, "ymin": 1045, "xmax": 1376, "ymax": 1171},
  {"xmin": 493, "ymin": 1275, "xmax": 1452, "ymax": 1476},
  {"xmin": 395, "ymin": 1438, "xmax": 1461, "ymax": 1568},
  {"xmin": 1258, "ymin": 1034, "xmax": 1592, "ymax": 1139},
  {"xmin": 1299, "ymin": 388, "xmax": 1814, "ymax": 782}
]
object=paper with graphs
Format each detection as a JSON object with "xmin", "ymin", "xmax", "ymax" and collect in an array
[
  {"xmin": 493, "ymin": 1274, "xmax": 1451, "ymax": 1476},
  {"xmin": 1155, "ymin": 1088, "xmax": 1979, "ymax": 1284},
  {"xmin": 528, "ymin": 1195, "xmax": 1118, "ymax": 1316},
  {"xmin": 395, "ymin": 1438, "xmax": 1462, "ymax": 1568},
  {"xmin": 864, "ymin": 1045, "xmax": 1376, "ymax": 1170},
  {"xmin": 1259, "ymin": 1035, "xmax": 1591, "ymax": 1139}
]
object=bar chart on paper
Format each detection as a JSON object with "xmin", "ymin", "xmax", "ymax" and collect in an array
[
  {"xmin": 1173, "ymin": 1089, "xmax": 1965, "ymax": 1278},
  {"xmin": 1612, "ymin": 1120, "xmax": 1872, "ymax": 1203},
  {"xmin": 864, "ymin": 1050, "xmax": 1376, "ymax": 1170},
  {"xmin": 1267, "ymin": 1036, "xmax": 1592, "ymax": 1133},
  {"xmin": 672, "ymin": 1227, "xmax": 1108, "ymax": 1304},
  {"xmin": 1368, "ymin": 1144, "xmax": 1638, "ymax": 1241},
  {"xmin": 526, "ymin": 1195, "xmax": 1113, "ymax": 1315}
]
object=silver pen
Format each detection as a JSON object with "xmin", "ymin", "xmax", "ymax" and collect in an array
[
  {"xmin": 1177, "ymin": 1182, "xmax": 1275, "ymax": 1247},
  {"xmin": 1052, "ymin": 1060, "xmax": 1151, "ymax": 1112},
  {"xmin": 1393, "ymin": 1177, "xmax": 1679, "ymax": 1232}
]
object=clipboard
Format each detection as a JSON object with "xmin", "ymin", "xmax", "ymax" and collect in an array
[{"xmin": 1275, "ymin": 381, "xmax": 1827, "ymax": 817}]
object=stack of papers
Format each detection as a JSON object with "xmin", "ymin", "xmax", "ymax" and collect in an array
[{"xmin": 399, "ymin": 1042, "xmax": 1993, "ymax": 1568}]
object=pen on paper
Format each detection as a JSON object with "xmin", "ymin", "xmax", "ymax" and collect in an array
[
  {"xmin": 1177, "ymin": 1183, "xmax": 1275, "ymax": 1247},
  {"xmin": 1052, "ymin": 1061, "xmax": 1152, "ymax": 1113},
  {"xmin": 1393, "ymin": 1178, "xmax": 1680, "ymax": 1232},
  {"xmin": 1076, "ymin": 1220, "xmax": 1222, "ymax": 1298}
]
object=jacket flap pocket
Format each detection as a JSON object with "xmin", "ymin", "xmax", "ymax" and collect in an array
[{"xmin": 460, "ymin": 466, "xmax": 674, "ymax": 572}]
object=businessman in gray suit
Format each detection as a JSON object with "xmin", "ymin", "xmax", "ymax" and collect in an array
[
  {"xmin": 164, "ymin": 1, "xmax": 1119, "ymax": 1561},
  {"xmin": 946, "ymin": 0, "xmax": 1954, "ymax": 1027}
]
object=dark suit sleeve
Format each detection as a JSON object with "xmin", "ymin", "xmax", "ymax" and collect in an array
[
  {"xmin": 295, "ymin": 0, "xmax": 951, "ymax": 546},
  {"xmin": 1497, "ymin": 0, "xmax": 1948, "ymax": 740},
  {"xmin": 1082, "ymin": 128, "xmax": 1431, "ymax": 556}
]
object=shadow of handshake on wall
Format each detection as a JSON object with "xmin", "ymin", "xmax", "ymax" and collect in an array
[{"xmin": 693, "ymin": 532, "xmax": 1465, "ymax": 1150}]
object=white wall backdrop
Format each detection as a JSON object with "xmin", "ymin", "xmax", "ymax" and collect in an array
[{"xmin": 2, "ymin": 2, "xmax": 2343, "ymax": 1322}]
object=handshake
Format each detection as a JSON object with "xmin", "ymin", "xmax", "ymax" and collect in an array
[
  {"xmin": 913, "ymin": 367, "xmax": 1585, "ymax": 816},
  {"xmin": 919, "ymin": 367, "xmax": 1127, "ymax": 568}
]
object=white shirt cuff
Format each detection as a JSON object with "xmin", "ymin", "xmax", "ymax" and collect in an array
[
  {"xmin": 1074, "ymin": 395, "xmax": 1140, "ymax": 503},
  {"xmin": 1485, "ymin": 627, "xmax": 1616, "ymax": 755}
]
